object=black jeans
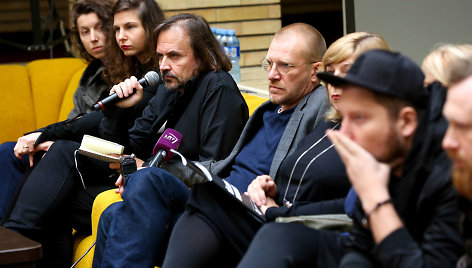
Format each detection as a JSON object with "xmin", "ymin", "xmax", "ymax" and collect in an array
[
  {"xmin": 237, "ymin": 222, "xmax": 349, "ymax": 268},
  {"xmin": 3, "ymin": 140, "xmax": 116, "ymax": 267}
]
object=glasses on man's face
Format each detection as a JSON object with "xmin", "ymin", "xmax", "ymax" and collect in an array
[
  {"xmin": 261, "ymin": 58, "xmax": 314, "ymax": 75},
  {"xmin": 261, "ymin": 58, "xmax": 296, "ymax": 75}
]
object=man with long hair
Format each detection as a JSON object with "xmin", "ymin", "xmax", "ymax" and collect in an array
[{"xmin": 93, "ymin": 19, "xmax": 330, "ymax": 267}]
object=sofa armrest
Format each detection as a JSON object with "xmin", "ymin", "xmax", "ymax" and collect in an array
[
  {"xmin": 73, "ymin": 189, "xmax": 122, "ymax": 268},
  {"xmin": 91, "ymin": 189, "xmax": 123, "ymax": 237},
  {"xmin": 241, "ymin": 93, "xmax": 267, "ymax": 116}
]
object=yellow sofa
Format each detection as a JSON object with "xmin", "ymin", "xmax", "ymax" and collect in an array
[
  {"xmin": 72, "ymin": 93, "xmax": 268, "ymax": 268},
  {"xmin": 0, "ymin": 58, "xmax": 87, "ymax": 143},
  {"xmin": 0, "ymin": 58, "xmax": 268, "ymax": 266}
]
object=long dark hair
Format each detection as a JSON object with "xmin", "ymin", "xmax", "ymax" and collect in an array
[
  {"xmin": 154, "ymin": 13, "xmax": 232, "ymax": 73},
  {"xmin": 104, "ymin": 0, "xmax": 164, "ymax": 84},
  {"xmin": 70, "ymin": 0, "xmax": 115, "ymax": 63}
]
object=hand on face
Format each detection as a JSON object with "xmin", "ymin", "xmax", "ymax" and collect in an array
[{"xmin": 327, "ymin": 129, "xmax": 391, "ymax": 211}]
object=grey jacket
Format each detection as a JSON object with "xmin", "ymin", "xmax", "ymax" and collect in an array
[
  {"xmin": 68, "ymin": 59, "xmax": 110, "ymax": 119},
  {"xmin": 164, "ymin": 85, "xmax": 329, "ymax": 187}
]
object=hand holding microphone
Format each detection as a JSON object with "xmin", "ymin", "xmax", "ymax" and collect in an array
[{"xmin": 94, "ymin": 71, "xmax": 160, "ymax": 111}]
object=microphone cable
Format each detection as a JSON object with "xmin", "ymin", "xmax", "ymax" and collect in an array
[{"xmin": 70, "ymin": 240, "xmax": 96, "ymax": 268}]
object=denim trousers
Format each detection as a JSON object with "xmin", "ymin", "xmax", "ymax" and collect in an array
[
  {"xmin": 3, "ymin": 140, "xmax": 116, "ymax": 267},
  {"xmin": 93, "ymin": 167, "xmax": 190, "ymax": 268},
  {"xmin": 0, "ymin": 142, "xmax": 29, "ymax": 220}
]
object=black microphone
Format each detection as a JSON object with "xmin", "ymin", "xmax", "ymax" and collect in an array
[
  {"xmin": 148, "ymin": 129, "xmax": 183, "ymax": 167},
  {"xmin": 93, "ymin": 71, "xmax": 160, "ymax": 111}
]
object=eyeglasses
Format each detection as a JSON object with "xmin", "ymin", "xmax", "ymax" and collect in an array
[{"xmin": 261, "ymin": 58, "xmax": 313, "ymax": 75}]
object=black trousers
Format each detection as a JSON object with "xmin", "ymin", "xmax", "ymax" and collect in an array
[
  {"xmin": 2, "ymin": 140, "xmax": 116, "ymax": 267},
  {"xmin": 237, "ymin": 222, "xmax": 349, "ymax": 267}
]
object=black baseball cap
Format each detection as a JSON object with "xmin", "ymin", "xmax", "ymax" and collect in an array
[{"xmin": 317, "ymin": 49, "xmax": 427, "ymax": 109}]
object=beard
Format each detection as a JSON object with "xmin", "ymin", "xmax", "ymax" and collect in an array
[
  {"xmin": 162, "ymin": 70, "xmax": 185, "ymax": 92},
  {"xmin": 452, "ymin": 164, "xmax": 472, "ymax": 202},
  {"xmin": 377, "ymin": 128, "xmax": 409, "ymax": 172}
]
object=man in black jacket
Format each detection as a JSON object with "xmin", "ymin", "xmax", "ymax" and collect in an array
[
  {"xmin": 2, "ymin": 13, "xmax": 248, "ymax": 268},
  {"xmin": 321, "ymin": 50, "xmax": 464, "ymax": 268}
]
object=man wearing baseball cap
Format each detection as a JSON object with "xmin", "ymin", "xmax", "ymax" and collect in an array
[{"xmin": 320, "ymin": 49, "xmax": 464, "ymax": 267}]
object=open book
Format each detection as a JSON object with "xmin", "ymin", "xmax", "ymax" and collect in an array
[
  {"xmin": 171, "ymin": 149, "xmax": 265, "ymax": 223},
  {"xmin": 77, "ymin": 135, "xmax": 124, "ymax": 163}
]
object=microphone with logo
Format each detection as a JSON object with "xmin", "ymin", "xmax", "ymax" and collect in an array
[
  {"xmin": 148, "ymin": 128, "xmax": 182, "ymax": 168},
  {"xmin": 93, "ymin": 70, "xmax": 160, "ymax": 111}
]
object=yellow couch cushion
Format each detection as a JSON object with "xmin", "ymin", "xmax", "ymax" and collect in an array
[
  {"xmin": 26, "ymin": 58, "xmax": 87, "ymax": 128},
  {"xmin": 0, "ymin": 64, "xmax": 36, "ymax": 142},
  {"xmin": 73, "ymin": 189, "xmax": 123, "ymax": 268}
]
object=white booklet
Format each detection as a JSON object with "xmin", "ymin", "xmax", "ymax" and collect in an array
[{"xmin": 77, "ymin": 135, "xmax": 124, "ymax": 163}]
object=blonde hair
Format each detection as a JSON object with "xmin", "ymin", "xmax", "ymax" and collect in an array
[
  {"xmin": 422, "ymin": 44, "xmax": 472, "ymax": 87},
  {"xmin": 322, "ymin": 32, "xmax": 391, "ymax": 122}
]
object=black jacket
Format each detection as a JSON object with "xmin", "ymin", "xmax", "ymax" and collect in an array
[
  {"xmin": 98, "ymin": 70, "xmax": 249, "ymax": 162},
  {"xmin": 32, "ymin": 83, "xmax": 157, "ymax": 146},
  {"xmin": 340, "ymin": 82, "xmax": 464, "ymax": 268}
]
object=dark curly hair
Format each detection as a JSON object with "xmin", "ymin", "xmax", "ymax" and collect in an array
[
  {"xmin": 103, "ymin": 0, "xmax": 164, "ymax": 84},
  {"xmin": 70, "ymin": 0, "xmax": 116, "ymax": 63}
]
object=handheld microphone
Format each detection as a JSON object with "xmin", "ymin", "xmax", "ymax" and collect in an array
[
  {"xmin": 148, "ymin": 128, "xmax": 183, "ymax": 167},
  {"xmin": 93, "ymin": 71, "xmax": 160, "ymax": 111}
]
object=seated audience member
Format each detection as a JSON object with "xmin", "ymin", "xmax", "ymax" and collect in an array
[
  {"xmin": 5, "ymin": 8, "xmax": 260, "ymax": 268},
  {"xmin": 420, "ymin": 44, "xmax": 472, "ymax": 161},
  {"xmin": 0, "ymin": 0, "xmax": 116, "ymax": 220},
  {"xmin": 321, "ymin": 50, "xmax": 463, "ymax": 268},
  {"xmin": 92, "ymin": 22, "xmax": 329, "ymax": 268},
  {"xmin": 237, "ymin": 31, "xmax": 391, "ymax": 268},
  {"xmin": 438, "ymin": 44, "xmax": 472, "ymax": 268}
]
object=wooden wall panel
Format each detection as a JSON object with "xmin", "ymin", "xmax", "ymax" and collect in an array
[
  {"xmin": 159, "ymin": 0, "xmax": 280, "ymax": 67},
  {"xmin": 0, "ymin": 0, "xmax": 69, "ymax": 33},
  {"xmin": 158, "ymin": 0, "xmax": 279, "ymax": 10},
  {"xmin": 69, "ymin": 0, "xmax": 280, "ymax": 67}
]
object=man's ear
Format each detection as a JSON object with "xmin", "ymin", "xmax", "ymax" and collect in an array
[
  {"xmin": 397, "ymin": 106, "xmax": 418, "ymax": 138},
  {"xmin": 310, "ymin": 62, "xmax": 322, "ymax": 83}
]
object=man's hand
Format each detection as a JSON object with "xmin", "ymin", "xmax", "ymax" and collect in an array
[
  {"xmin": 115, "ymin": 175, "xmax": 124, "ymax": 196},
  {"xmin": 326, "ymin": 130, "xmax": 391, "ymax": 208},
  {"xmin": 109, "ymin": 155, "xmax": 145, "ymax": 196},
  {"xmin": 259, "ymin": 196, "xmax": 278, "ymax": 214},
  {"xmin": 110, "ymin": 76, "xmax": 143, "ymax": 108},
  {"xmin": 245, "ymin": 175, "xmax": 278, "ymax": 207},
  {"xmin": 327, "ymin": 129, "xmax": 403, "ymax": 243}
]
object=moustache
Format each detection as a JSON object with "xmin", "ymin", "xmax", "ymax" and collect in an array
[{"xmin": 162, "ymin": 71, "xmax": 177, "ymax": 80}]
